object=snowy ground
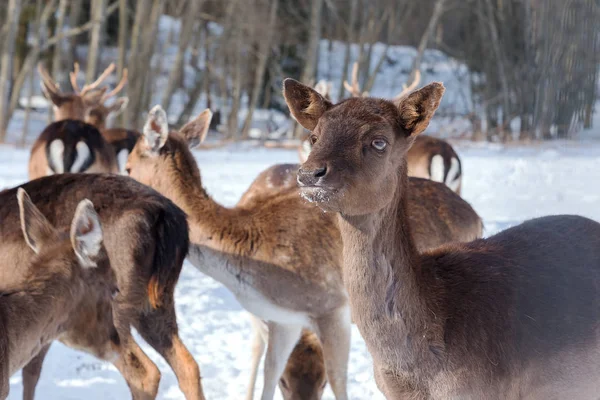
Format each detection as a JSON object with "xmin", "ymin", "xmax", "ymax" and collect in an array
[{"xmin": 2, "ymin": 139, "xmax": 600, "ymax": 399}]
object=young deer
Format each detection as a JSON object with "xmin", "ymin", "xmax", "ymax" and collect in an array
[
  {"xmin": 287, "ymin": 78, "xmax": 600, "ymax": 399},
  {"xmin": 0, "ymin": 190, "xmax": 113, "ymax": 399},
  {"xmin": 238, "ymin": 164, "xmax": 481, "ymax": 400},
  {"xmin": 299, "ymin": 63, "xmax": 463, "ymax": 195},
  {"xmin": 0, "ymin": 174, "xmax": 203, "ymax": 400},
  {"xmin": 30, "ymin": 64, "xmax": 117, "ymax": 179},
  {"xmin": 126, "ymin": 106, "xmax": 351, "ymax": 400}
]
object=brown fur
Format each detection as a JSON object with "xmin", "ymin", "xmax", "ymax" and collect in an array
[
  {"xmin": 127, "ymin": 106, "xmax": 350, "ymax": 400},
  {"xmin": 0, "ymin": 174, "xmax": 204, "ymax": 399},
  {"xmin": 286, "ymin": 78, "xmax": 600, "ymax": 399},
  {"xmin": 0, "ymin": 191, "xmax": 115, "ymax": 399},
  {"xmin": 237, "ymin": 161, "xmax": 481, "ymax": 399}
]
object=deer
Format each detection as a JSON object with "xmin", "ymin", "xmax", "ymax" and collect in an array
[
  {"xmin": 0, "ymin": 173, "xmax": 203, "ymax": 399},
  {"xmin": 238, "ymin": 165, "xmax": 481, "ymax": 400},
  {"xmin": 286, "ymin": 77, "xmax": 600, "ymax": 399},
  {"xmin": 0, "ymin": 190, "xmax": 115, "ymax": 399},
  {"xmin": 77, "ymin": 65, "xmax": 139, "ymax": 175},
  {"xmin": 126, "ymin": 105, "xmax": 482, "ymax": 400},
  {"xmin": 30, "ymin": 63, "xmax": 118, "ymax": 179},
  {"xmin": 299, "ymin": 63, "xmax": 463, "ymax": 195}
]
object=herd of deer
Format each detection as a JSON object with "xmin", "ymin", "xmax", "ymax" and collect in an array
[{"xmin": 0, "ymin": 58, "xmax": 598, "ymax": 400}]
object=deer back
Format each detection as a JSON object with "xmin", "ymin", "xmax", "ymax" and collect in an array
[{"xmin": 28, "ymin": 120, "xmax": 118, "ymax": 180}]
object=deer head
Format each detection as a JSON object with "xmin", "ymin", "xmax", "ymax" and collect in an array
[
  {"xmin": 284, "ymin": 78, "xmax": 445, "ymax": 215},
  {"xmin": 125, "ymin": 105, "xmax": 213, "ymax": 187},
  {"xmin": 38, "ymin": 63, "xmax": 107, "ymax": 122}
]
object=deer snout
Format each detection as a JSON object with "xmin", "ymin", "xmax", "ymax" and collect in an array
[{"xmin": 297, "ymin": 165, "xmax": 328, "ymax": 186}]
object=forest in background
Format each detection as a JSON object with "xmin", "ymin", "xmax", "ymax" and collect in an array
[{"xmin": 0, "ymin": 0, "xmax": 598, "ymax": 143}]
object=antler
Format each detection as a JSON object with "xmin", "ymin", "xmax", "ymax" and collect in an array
[
  {"xmin": 343, "ymin": 62, "xmax": 369, "ymax": 97},
  {"xmin": 101, "ymin": 68, "xmax": 128, "ymax": 102},
  {"xmin": 37, "ymin": 63, "xmax": 60, "ymax": 91},
  {"xmin": 393, "ymin": 70, "xmax": 421, "ymax": 102},
  {"xmin": 70, "ymin": 62, "xmax": 116, "ymax": 95}
]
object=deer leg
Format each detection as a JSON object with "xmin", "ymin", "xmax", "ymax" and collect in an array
[
  {"xmin": 112, "ymin": 333, "xmax": 162, "ymax": 400},
  {"xmin": 21, "ymin": 343, "xmax": 51, "ymax": 400},
  {"xmin": 245, "ymin": 316, "xmax": 267, "ymax": 400},
  {"xmin": 134, "ymin": 303, "xmax": 204, "ymax": 400},
  {"xmin": 315, "ymin": 307, "xmax": 351, "ymax": 400},
  {"xmin": 261, "ymin": 322, "xmax": 303, "ymax": 400}
]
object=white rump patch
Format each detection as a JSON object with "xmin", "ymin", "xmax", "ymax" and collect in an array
[
  {"xmin": 48, "ymin": 139, "xmax": 65, "ymax": 173},
  {"xmin": 446, "ymin": 157, "xmax": 461, "ymax": 192},
  {"xmin": 117, "ymin": 149, "xmax": 129, "ymax": 175},
  {"xmin": 430, "ymin": 154, "xmax": 444, "ymax": 182},
  {"xmin": 71, "ymin": 141, "xmax": 91, "ymax": 173}
]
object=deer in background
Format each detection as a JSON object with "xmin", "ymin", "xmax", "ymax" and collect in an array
[
  {"xmin": 0, "ymin": 174, "xmax": 203, "ymax": 399},
  {"xmin": 126, "ymin": 105, "xmax": 481, "ymax": 400},
  {"xmin": 288, "ymin": 77, "xmax": 600, "ymax": 399},
  {"xmin": 301, "ymin": 62, "xmax": 462, "ymax": 195},
  {"xmin": 29, "ymin": 64, "xmax": 117, "ymax": 179},
  {"xmin": 75, "ymin": 64, "xmax": 140, "ymax": 175},
  {"xmin": 0, "ymin": 190, "xmax": 115, "ymax": 399}
]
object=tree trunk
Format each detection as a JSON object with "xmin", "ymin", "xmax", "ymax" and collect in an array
[
  {"xmin": 409, "ymin": 0, "xmax": 447, "ymax": 82},
  {"xmin": 86, "ymin": 0, "xmax": 106, "ymax": 82},
  {"xmin": 338, "ymin": 0, "xmax": 357, "ymax": 101},
  {"xmin": 48, "ymin": 0, "xmax": 68, "ymax": 122},
  {"xmin": 0, "ymin": 0, "xmax": 22, "ymax": 142},
  {"xmin": 22, "ymin": 0, "xmax": 43, "ymax": 146},
  {"xmin": 117, "ymin": 0, "xmax": 128, "ymax": 78},
  {"xmin": 294, "ymin": 0, "xmax": 323, "ymax": 138},
  {"xmin": 242, "ymin": 0, "xmax": 279, "ymax": 138},
  {"xmin": 161, "ymin": 0, "xmax": 202, "ymax": 112}
]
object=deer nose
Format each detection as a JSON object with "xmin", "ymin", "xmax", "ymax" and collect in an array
[{"xmin": 297, "ymin": 166, "xmax": 328, "ymax": 186}]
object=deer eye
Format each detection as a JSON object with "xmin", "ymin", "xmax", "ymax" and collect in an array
[
  {"xmin": 309, "ymin": 135, "xmax": 318, "ymax": 145},
  {"xmin": 371, "ymin": 138, "xmax": 387, "ymax": 151},
  {"xmin": 279, "ymin": 378, "xmax": 289, "ymax": 390}
]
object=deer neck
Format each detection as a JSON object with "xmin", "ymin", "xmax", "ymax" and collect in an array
[{"xmin": 336, "ymin": 169, "xmax": 438, "ymax": 369}]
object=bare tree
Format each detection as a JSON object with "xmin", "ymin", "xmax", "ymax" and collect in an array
[
  {"xmin": 161, "ymin": 0, "xmax": 202, "ymax": 112},
  {"xmin": 87, "ymin": 0, "xmax": 107, "ymax": 82},
  {"xmin": 0, "ymin": 0, "xmax": 22, "ymax": 142},
  {"xmin": 242, "ymin": 0, "xmax": 279, "ymax": 138}
]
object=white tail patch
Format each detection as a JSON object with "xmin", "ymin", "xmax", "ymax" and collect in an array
[
  {"xmin": 430, "ymin": 154, "xmax": 445, "ymax": 182},
  {"xmin": 48, "ymin": 139, "xmax": 65, "ymax": 174},
  {"xmin": 446, "ymin": 157, "xmax": 461, "ymax": 192},
  {"xmin": 117, "ymin": 149, "xmax": 130, "ymax": 175},
  {"xmin": 71, "ymin": 141, "xmax": 91, "ymax": 173}
]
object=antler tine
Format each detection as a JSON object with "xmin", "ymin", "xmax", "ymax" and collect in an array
[
  {"xmin": 344, "ymin": 62, "xmax": 369, "ymax": 97},
  {"xmin": 37, "ymin": 63, "xmax": 60, "ymax": 91},
  {"xmin": 101, "ymin": 68, "xmax": 128, "ymax": 102},
  {"xmin": 69, "ymin": 62, "xmax": 82, "ymax": 93},
  {"xmin": 81, "ymin": 63, "xmax": 116, "ymax": 95},
  {"xmin": 394, "ymin": 70, "xmax": 422, "ymax": 102}
]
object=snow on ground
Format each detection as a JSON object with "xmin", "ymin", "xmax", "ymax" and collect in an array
[{"xmin": 2, "ymin": 139, "xmax": 600, "ymax": 399}]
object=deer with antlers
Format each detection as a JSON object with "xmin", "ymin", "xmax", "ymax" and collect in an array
[
  {"xmin": 73, "ymin": 64, "xmax": 141, "ymax": 175},
  {"xmin": 301, "ymin": 62, "xmax": 463, "ymax": 195},
  {"xmin": 0, "ymin": 173, "xmax": 203, "ymax": 399},
  {"xmin": 30, "ymin": 63, "xmax": 118, "ymax": 179}
]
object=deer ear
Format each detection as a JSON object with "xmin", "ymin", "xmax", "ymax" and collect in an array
[
  {"xmin": 17, "ymin": 188, "xmax": 57, "ymax": 254},
  {"xmin": 283, "ymin": 79, "xmax": 332, "ymax": 131},
  {"xmin": 142, "ymin": 105, "xmax": 169, "ymax": 153},
  {"xmin": 82, "ymin": 87, "xmax": 108, "ymax": 108},
  {"xmin": 109, "ymin": 97, "xmax": 129, "ymax": 116},
  {"xmin": 70, "ymin": 199, "xmax": 103, "ymax": 268},
  {"xmin": 396, "ymin": 82, "xmax": 445, "ymax": 137},
  {"xmin": 179, "ymin": 109, "xmax": 212, "ymax": 149}
]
